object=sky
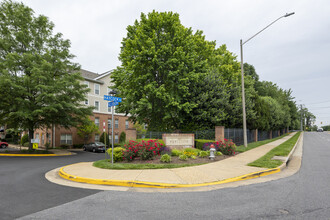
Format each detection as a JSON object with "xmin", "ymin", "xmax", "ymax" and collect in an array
[{"xmin": 19, "ymin": 0, "xmax": 330, "ymax": 128}]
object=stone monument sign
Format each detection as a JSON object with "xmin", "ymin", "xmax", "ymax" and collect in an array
[{"xmin": 162, "ymin": 133, "xmax": 194, "ymax": 149}]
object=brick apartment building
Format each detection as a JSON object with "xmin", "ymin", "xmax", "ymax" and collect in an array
[{"xmin": 34, "ymin": 69, "xmax": 134, "ymax": 147}]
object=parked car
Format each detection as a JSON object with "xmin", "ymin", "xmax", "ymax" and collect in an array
[
  {"xmin": 83, "ymin": 142, "xmax": 106, "ymax": 153},
  {"xmin": 317, "ymin": 128, "xmax": 324, "ymax": 132},
  {"xmin": 0, "ymin": 141, "xmax": 8, "ymax": 148}
]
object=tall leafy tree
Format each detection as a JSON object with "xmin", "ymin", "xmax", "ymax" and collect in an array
[
  {"xmin": 112, "ymin": 11, "xmax": 215, "ymax": 131},
  {"xmin": 0, "ymin": 0, "xmax": 93, "ymax": 149}
]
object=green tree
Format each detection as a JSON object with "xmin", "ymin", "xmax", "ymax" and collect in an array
[
  {"xmin": 77, "ymin": 118, "xmax": 99, "ymax": 145},
  {"xmin": 119, "ymin": 131, "xmax": 126, "ymax": 143},
  {"xmin": 111, "ymin": 11, "xmax": 215, "ymax": 131},
  {"xmin": 99, "ymin": 132, "xmax": 110, "ymax": 146},
  {"xmin": 0, "ymin": 1, "xmax": 93, "ymax": 149}
]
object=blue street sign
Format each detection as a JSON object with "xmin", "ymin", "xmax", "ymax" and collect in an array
[
  {"xmin": 104, "ymin": 95, "xmax": 122, "ymax": 102},
  {"xmin": 108, "ymin": 102, "xmax": 119, "ymax": 107}
]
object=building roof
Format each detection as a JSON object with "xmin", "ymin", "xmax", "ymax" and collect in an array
[{"xmin": 80, "ymin": 69, "xmax": 99, "ymax": 79}]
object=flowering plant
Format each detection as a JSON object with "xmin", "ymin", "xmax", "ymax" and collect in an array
[
  {"xmin": 202, "ymin": 139, "xmax": 236, "ymax": 156},
  {"xmin": 122, "ymin": 139, "xmax": 163, "ymax": 161}
]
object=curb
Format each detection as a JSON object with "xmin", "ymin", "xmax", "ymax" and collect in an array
[
  {"xmin": 58, "ymin": 133, "xmax": 302, "ymax": 189},
  {"xmin": 58, "ymin": 163, "xmax": 280, "ymax": 189},
  {"xmin": 278, "ymin": 132, "xmax": 303, "ymax": 171},
  {"xmin": 0, "ymin": 152, "xmax": 73, "ymax": 157}
]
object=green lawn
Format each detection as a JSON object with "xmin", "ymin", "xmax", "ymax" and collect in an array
[
  {"xmin": 236, "ymin": 133, "xmax": 289, "ymax": 153},
  {"xmin": 93, "ymin": 160, "xmax": 206, "ymax": 170},
  {"xmin": 248, "ymin": 132, "xmax": 301, "ymax": 168}
]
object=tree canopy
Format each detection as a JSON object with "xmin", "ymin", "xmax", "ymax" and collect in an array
[{"xmin": 0, "ymin": 0, "xmax": 93, "ymax": 148}]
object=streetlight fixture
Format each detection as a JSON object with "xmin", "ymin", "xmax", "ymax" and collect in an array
[{"xmin": 240, "ymin": 12, "xmax": 295, "ymax": 147}]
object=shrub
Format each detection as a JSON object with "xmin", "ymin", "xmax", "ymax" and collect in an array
[
  {"xmin": 216, "ymin": 151, "xmax": 223, "ymax": 156},
  {"xmin": 107, "ymin": 147, "xmax": 124, "ymax": 162},
  {"xmin": 195, "ymin": 139, "xmax": 214, "ymax": 150},
  {"xmin": 119, "ymin": 132, "xmax": 126, "ymax": 143},
  {"xmin": 183, "ymin": 148, "xmax": 199, "ymax": 158},
  {"xmin": 160, "ymin": 154, "xmax": 172, "ymax": 163},
  {"xmin": 171, "ymin": 149, "xmax": 182, "ymax": 157},
  {"xmin": 199, "ymin": 151, "xmax": 209, "ymax": 158},
  {"xmin": 60, "ymin": 144, "xmax": 70, "ymax": 149},
  {"xmin": 23, "ymin": 142, "xmax": 30, "ymax": 147},
  {"xmin": 191, "ymin": 155, "xmax": 196, "ymax": 159},
  {"xmin": 20, "ymin": 134, "xmax": 29, "ymax": 145},
  {"xmin": 160, "ymin": 146, "xmax": 171, "ymax": 155},
  {"xmin": 179, "ymin": 154, "xmax": 188, "ymax": 161},
  {"xmin": 99, "ymin": 132, "xmax": 110, "ymax": 145},
  {"xmin": 72, "ymin": 144, "xmax": 84, "ymax": 148},
  {"xmin": 122, "ymin": 139, "xmax": 163, "ymax": 161},
  {"xmin": 136, "ymin": 139, "xmax": 165, "ymax": 145},
  {"xmin": 203, "ymin": 139, "xmax": 236, "ymax": 156}
]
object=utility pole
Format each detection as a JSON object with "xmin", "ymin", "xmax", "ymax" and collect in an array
[{"xmin": 300, "ymin": 104, "xmax": 302, "ymax": 131}]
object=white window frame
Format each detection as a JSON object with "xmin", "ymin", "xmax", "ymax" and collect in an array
[
  {"xmin": 95, "ymin": 134, "xmax": 99, "ymax": 142},
  {"xmin": 115, "ymin": 119, "xmax": 119, "ymax": 129},
  {"xmin": 85, "ymin": 99, "xmax": 89, "ymax": 105},
  {"xmin": 115, "ymin": 134, "xmax": 119, "ymax": 143},
  {"xmin": 84, "ymin": 81, "xmax": 89, "ymax": 88},
  {"xmin": 60, "ymin": 134, "xmax": 72, "ymax": 145},
  {"xmin": 95, "ymin": 117, "xmax": 100, "ymax": 127},
  {"xmin": 125, "ymin": 120, "xmax": 129, "ymax": 129},
  {"xmin": 95, "ymin": 84, "xmax": 100, "ymax": 95},
  {"xmin": 94, "ymin": 101, "xmax": 99, "ymax": 111}
]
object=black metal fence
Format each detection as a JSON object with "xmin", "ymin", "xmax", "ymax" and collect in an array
[{"xmin": 140, "ymin": 128, "xmax": 285, "ymax": 147}]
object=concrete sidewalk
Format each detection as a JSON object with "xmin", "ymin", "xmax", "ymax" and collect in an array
[{"xmin": 58, "ymin": 132, "xmax": 300, "ymax": 189}]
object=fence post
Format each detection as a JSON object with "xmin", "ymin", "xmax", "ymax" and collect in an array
[
  {"xmin": 253, "ymin": 129, "xmax": 258, "ymax": 142},
  {"xmin": 278, "ymin": 130, "xmax": 280, "ymax": 137},
  {"xmin": 269, "ymin": 130, "xmax": 272, "ymax": 139},
  {"xmin": 215, "ymin": 126, "xmax": 224, "ymax": 142}
]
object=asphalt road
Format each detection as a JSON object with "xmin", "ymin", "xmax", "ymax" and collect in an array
[
  {"xmin": 0, "ymin": 150, "xmax": 106, "ymax": 220},
  {"xmin": 2, "ymin": 132, "xmax": 330, "ymax": 219}
]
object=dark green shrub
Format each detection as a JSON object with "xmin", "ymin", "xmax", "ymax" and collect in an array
[
  {"xmin": 60, "ymin": 144, "xmax": 70, "ymax": 149},
  {"xmin": 23, "ymin": 142, "xmax": 30, "ymax": 147},
  {"xmin": 20, "ymin": 134, "xmax": 29, "ymax": 145},
  {"xmin": 195, "ymin": 139, "xmax": 214, "ymax": 150},
  {"xmin": 99, "ymin": 132, "xmax": 110, "ymax": 145},
  {"xmin": 136, "ymin": 139, "xmax": 165, "ymax": 145},
  {"xmin": 119, "ymin": 132, "xmax": 126, "ymax": 143},
  {"xmin": 72, "ymin": 144, "xmax": 84, "ymax": 148}
]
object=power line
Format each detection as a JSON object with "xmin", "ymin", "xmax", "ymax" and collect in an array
[{"xmin": 305, "ymin": 99, "xmax": 330, "ymax": 105}]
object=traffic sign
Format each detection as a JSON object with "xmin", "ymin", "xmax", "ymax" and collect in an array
[
  {"xmin": 108, "ymin": 102, "xmax": 119, "ymax": 107},
  {"xmin": 104, "ymin": 95, "xmax": 122, "ymax": 102}
]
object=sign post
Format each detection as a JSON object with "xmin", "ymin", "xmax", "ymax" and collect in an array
[{"xmin": 104, "ymin": 94, "xmax": 122, "ymax": 164}]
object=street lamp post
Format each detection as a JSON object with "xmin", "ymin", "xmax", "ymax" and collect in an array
[{"xmin": 240, "ymin": 12, "xmax": 295, "ymax": 147}]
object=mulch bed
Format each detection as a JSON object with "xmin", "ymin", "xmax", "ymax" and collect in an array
[{"xmin": 119, "ymin": 154, "xmax": 233, "ymax": 164}]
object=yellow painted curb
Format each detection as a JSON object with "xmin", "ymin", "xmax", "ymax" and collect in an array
[
  {"xmin": 58, "ymin": 163, "xmax": 280, "ymax": 189},
  {"xmin": 0, "ymin": 153, "xmax": 72, "ymax": 157}
]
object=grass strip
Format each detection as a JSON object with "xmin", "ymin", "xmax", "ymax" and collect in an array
[
  {"xmin": 93, "ymin": 160, "xmax": 206, "ymax": 170},
  {"xmin": 248, "ymin": 132, "xmax": 301, "ymax": 168},
  {"xmin": 236, "ymin": 133, "xmax": 289, "ymax": 153}
]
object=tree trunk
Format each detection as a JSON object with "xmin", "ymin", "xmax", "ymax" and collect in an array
[{"xmin": 28, "ymin": 128, "xmax": 34, "ymax": 150}]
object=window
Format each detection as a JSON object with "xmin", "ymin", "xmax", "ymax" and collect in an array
[
  {"xmin": 108, "ymin": 119, "xmax": 112, "ymax": 129},
  {"xmin": 35, "ymin": 133, "xmax": 39, "ymax": 140},
  {"xmin": 60, "ymin": 134, "xmax": 72, "ymax": 145},
  {"xmin": 108, "ymin": 105, "xmax": 112, "ymax": 113},
  {"xmin": 95, "ymin": 84, "xmax": 100, "ymax": 95},
  {"xmin": 94, "ymin": 101, "xmax": 99, "ymax": 111},
  {"xmin": 125, "ymin": 120, "xmax": 129, "ymax": 129},
  {"xmin": 95, "ymin": 117, "xmax": 100, "ymax": 127},
  {"xmin": 84, "ymin": 81, "xmax": 89, "ymax": 88},
  {"xmin": 115, "ymin": 119, "xmax": 119, "ymax": 129},
  {"xmin": 85, "ymin": 99, "xmax": 89, "ymax": 105},
  {"xmin": 115, "ymin": 134, "xmax": 119, "ymax": 143},
  {"xmin": 95, "ymin": 134, "xmax": 99, "ymax": 142}
]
